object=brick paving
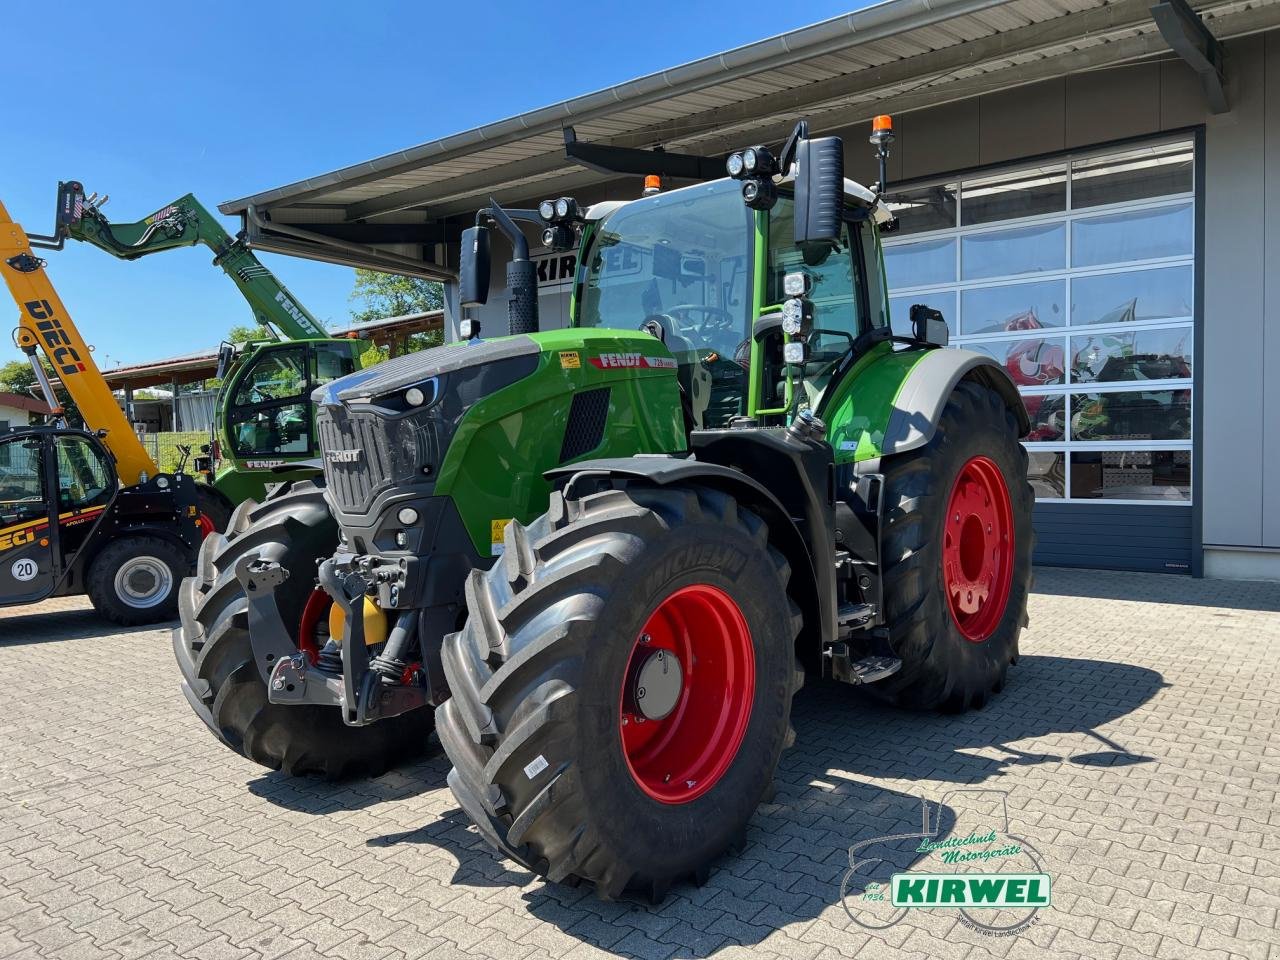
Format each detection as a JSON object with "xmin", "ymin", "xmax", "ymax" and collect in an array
[{"xmin": 0, "ymin": 567, "xmax": 1278, "ymax": 960}]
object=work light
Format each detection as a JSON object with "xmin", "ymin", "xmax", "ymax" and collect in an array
[
  {"xmin": 539, "ymin": 200, "xmax": 556, "ymax": 221},
  {"xmin": 726, "ymin": 153, "xmax": 745, "ymax": 177},
  {"xmin": 783, "ymin": 271, "xmax": 810, "ymax": 297},
  {"xmin": 554, "ymin": 197, "xmax": 571, "ymax": 219}
]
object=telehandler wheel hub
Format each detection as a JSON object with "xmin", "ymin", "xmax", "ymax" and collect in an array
[
  {"xmin": 619, "ymin": 584, "xmax": 754, "ymax": 805},
  {"xmin": 943, "ymin": 455, "xmax": 1014, "ymax": 642},
  {"xmin": 114, "ymin": 556, "xmax": 173, "ymax": 609}
]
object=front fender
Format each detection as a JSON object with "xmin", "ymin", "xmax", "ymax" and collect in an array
[{"xmin": 821, "ymin": 344, "xmax": 1029, "ymax": 462}]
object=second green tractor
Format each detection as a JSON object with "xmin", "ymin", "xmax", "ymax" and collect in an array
[{"xmin": 175, "ymin": 119, "xmax": 1033, "ymax": 900}]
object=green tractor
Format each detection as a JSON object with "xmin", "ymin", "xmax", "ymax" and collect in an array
[{"xmin": 174, "ymin": 119, "xmax": 1032, "ymax": 898}]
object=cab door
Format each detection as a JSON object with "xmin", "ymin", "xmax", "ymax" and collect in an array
[{"xmin": 0, "ymin": 433, "xmax": 58, "ymax": 605}]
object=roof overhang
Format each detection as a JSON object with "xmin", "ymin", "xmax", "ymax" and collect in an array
[{"xmin": 222, "ymin": 0, "xmax": 1280, "ymax": 278}]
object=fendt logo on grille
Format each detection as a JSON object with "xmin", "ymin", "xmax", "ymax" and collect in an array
[
  {"xmin": 23, "ymin": 300, "xmax": 87, "ymax": 375},
  {"xmin": 325, "ymin": 449, "xmax": 362, "ymax": 463}
]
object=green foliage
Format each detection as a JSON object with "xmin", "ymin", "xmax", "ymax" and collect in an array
[
  {"xmin": 404, "ymin": 330, "xmax": 444, "ymax": 354},
  {"xmin": 141, "ymin": 431, "xmax": 210, "ymax": 473},
  {"xmin": 227, "ymin": 324, "xmax": 271, "ymax": 343},
  {"xmin": 359, "ymin": 343, "xmax": 388, "ymax": 368},
  {"xmin": 349, "ymin": 270, "xmax": 443, "ymax": 324},
  {"xmin": 0, "ymin": 358, "xmax": 82, "ymax": 426}
]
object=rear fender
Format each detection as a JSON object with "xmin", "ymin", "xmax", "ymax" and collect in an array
[{"xmin": 545, "ymin": 455, "xmax": 828, "ymax": 669}]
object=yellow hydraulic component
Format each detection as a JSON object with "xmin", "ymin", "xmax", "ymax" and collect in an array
[
  {"xmin": 0, "ymin": 199, "xmax": 160, "ymax": 487},
  {"xmin": 328, "ymin": 596, "xmax": 388, "ymax": 647}
]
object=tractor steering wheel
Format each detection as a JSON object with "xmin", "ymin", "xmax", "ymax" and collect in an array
[{"xmin": 665, "ymin": 304, "xmax": 736, "ymax": 337}]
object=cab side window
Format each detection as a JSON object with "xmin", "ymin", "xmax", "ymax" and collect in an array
[
  {"xmin": 55, "ymin": 436, "xmax": 113, "ymax": 510},
  {"xmin": 234, "ymin": 347, "xmax": 308, "ymax": 405},
  {"xmin": 312, "ymin": 343, "xmax": 358, "ymax": 387},
  {"xmin": 0, "ymin": 437, "xmax": 46, "ymax": 526}
]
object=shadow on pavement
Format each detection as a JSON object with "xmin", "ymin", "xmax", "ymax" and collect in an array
[
  {"xmin": 1033, "ymin": 564, "xmax": 1280, "ymax": 611},
  {"xmin": 364, "ymin": 652, "xmax": 1162, "ymax": 955},
  {"xmin": 247, "ymin": 748, "xmax": 448, "ymax": 813},
  {"xmin": 0, "ymin": 608, "xmax": 168, "ymax": 646}
]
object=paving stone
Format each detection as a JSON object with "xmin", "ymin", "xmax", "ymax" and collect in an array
[{"xmin": 0, "ymin": 569, "xmax": 1276, "ymax": 960}]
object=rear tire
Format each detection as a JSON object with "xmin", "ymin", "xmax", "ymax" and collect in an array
[
  {"xmin": 87, "ymin": 535, "xmax": 186, "ymax": 626},
  {"xmin": 437, "ymin": 483, "xmax": 803, "ymax": 901},
  {"xmin": 871, "ymin": 380, "xmax": 1034, "ymax": 712},
  {"xmin": 173, "ymin": 481, "xmax": 434, "ymax": 779}
]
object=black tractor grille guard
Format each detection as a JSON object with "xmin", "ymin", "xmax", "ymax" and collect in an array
[{"xmin": 317, "ymin": 405, "xmax": 436, "ymax": 515}]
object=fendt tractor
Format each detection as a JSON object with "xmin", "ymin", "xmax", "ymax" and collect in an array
[
  {"xmin": 1, "ymin": 200, "xmax": 205, "ymax": 624},
  {"xmin": 50, "ymin": 181, "xmax": 367, "ymax": 503},
  {"xmin": 175, "ymin": 117, "xmax": 1033, "ymax": 900}
]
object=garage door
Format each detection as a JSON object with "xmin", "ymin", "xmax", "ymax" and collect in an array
[{"xmin": 882, "ymin": 139, "xmax": 1196, "ymax": 573}]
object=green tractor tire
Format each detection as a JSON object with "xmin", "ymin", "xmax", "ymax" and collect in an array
[
  {"xmin": 437, "ymin": 482, "xmax": 804, "ymax": 902},
  {"xmin": 872, "ymin": 380, "xmax": 1035, "ymax": 712},
  {"xmin": 173, "ymin": 481, "xmax": 435, "ymax": 779}
]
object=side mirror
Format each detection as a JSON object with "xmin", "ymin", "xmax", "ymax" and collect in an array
[
  {"xmin": 910, "ymin": 304, "xmax": 949, "ymax": 347},
  {"xmin": 215, "ymin": 341, "xmax": 235, "ymax": 380},
  {"xmin": 793, "ymin": 136, "xmax": 844, "ymax": 247},
  {"xmin": 459, "ymin": 225, "xmax": 491, "ymax": 307}
]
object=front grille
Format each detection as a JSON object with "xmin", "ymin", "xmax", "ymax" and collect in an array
[{"xmin": 317, "ymin": 406, "xmax": 435, "ymax": 514}]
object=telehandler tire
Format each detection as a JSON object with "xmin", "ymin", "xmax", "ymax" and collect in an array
[
  {"xmin": 86, "ymin": 535, "xmax": 186, "ymax": 626},
  {"xmin": 872, "ymin": 379, "xmax": 1034, "ymax": 712},
  {"xmin": 173, "ymin": 480, "xmax": 434, "ymax": 779},
  {"xmin": 193, "ymin": 483, "xmax": 232, "ymax": 538},
  {"xmin": 438, "ymin": 483, "xmax": 804, "ymax": 902}
]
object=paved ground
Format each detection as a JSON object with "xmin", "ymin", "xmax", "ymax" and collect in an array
[{"xmin": 0, "ymin": 568, "xmax": 1278, "ymax": 960}]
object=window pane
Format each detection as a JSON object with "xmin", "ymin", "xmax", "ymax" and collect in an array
[
  {"xmin": 0, "ymin": 438, "xmax": 46, "ymax": 526},
  {"xmin": 1070, "ymin": 390, "xmax": 1192, "ymax": 441},
  {"xmin": 55, "ymin": 437, "xmax": 112, "ymax": 509},
  {"xmin": 235, "ymin": 348, "xmax": 308, "ymax": 405},
  {"xmin": 962, "ymin": 222, "xmax": 1065, "ymax": 280},
  {"xmin": 1070, "ymin": 328, "xmax": 1193, "ymax": 383},
  {"xmin": 1024, "ymin": 393, "xmax": 1067, "ymax": 442},
  {"xmin": 884, "ymin": 237, "xmax": 956, "ymax": 288},
  {"xmin": 1072, "ymin": 144, "xmax": 1193, "ymax": 208},
  {"xmin": 1072, "ymin": 204, "xmax": 1192, "ymax": 267},
  {"xmin": 962, "ymin": 337, "xmax": 1066, "ymax": 388},
  {"xmin": 229, "ymin": 401, "xmax": 312, "ymax": 456},
  {"xmin": 961, "ymin": 165, "xmax": 1066, "ymax": 225},
  {"xmin": 1069, "ymin": 450, "xmax": 1191, "ymax": 500},
  {"xmin": 960, "ymin": 279, "xmax": 1066, "ymax": 334},
  {"xmin": 312, "ymin": 344, "xmax": 358, "ymax": 386},
  {"xmin": 1027, "ymin": 450, "xmax": 1065, "ymax": 499},
  {"xmin": 1071, "ymin": 266, "xmax": 1192, "ymax": 326},
  {"xmin": 885, "ymin": 183, "xmax": 957, "ymax": 235},
  {"xmin": 889, "ymin": 291, "xmax": 955, "ymax": 338}
]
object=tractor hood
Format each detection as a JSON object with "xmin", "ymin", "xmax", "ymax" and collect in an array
[{"xmin": 313, "ymin": 335, "xmax": 541, "ymax": 407}]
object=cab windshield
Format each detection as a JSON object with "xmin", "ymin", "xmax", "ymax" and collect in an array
[{"xmin": 578, "ymin": 180, "xmax": 752, "ymax": 360}]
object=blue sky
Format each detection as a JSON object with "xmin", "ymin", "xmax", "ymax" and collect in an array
[{"xmin": 2, "ymin": 1, "xmax": 866, "ymax": 370}]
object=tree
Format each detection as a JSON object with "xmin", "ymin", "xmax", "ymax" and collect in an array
[
  {"xmin": 349, "ymin": 270, "xmax": 443, "ymax": 324},
  {"xmin": 227, "ymin": 324, "xmax": 271, "ymax": 343},
  {"xmin": 0, "ymin": 358, "xmax": 82, "ymax": 426}
]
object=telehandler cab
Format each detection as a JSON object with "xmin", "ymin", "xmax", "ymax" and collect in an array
[{"xmin": 174, "ymin": 117, "xmax": 1033, "ymax": 899}]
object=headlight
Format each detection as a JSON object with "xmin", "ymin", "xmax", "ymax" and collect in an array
[
  {"xmin": 726, "ymin": 153, "xmax": 745, "ymax": 177},
  {"xmin": 397, "ymin": 506, "xmax": 419, "ymax": 526},
  {"xmin": 405, "ymin": 387, "xmax": 425, "ymax": 406},
  {"xmin": 539, "ymin": 199, "xmax": 555, "ymax": 220}
]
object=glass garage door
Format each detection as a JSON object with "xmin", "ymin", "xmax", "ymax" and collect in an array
[{"xmin": 882, "ymin": 140, "xmax": 1195, "ymax": 571}]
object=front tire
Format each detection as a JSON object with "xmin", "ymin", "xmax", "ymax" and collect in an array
[
  {"xmin": 87, "ymin": 535, "xmax": 186, "ymax": 626},
  {"xmin": 173, "ymin": 481, "xmax": 435, "ymax": 779},
  {"xmin": 438, "ymin": 483, "xmax": 803, "ymax": 901},
  {"xmin": 872, "ymin": 380, "xmax": 1034, "ymax": 712}
]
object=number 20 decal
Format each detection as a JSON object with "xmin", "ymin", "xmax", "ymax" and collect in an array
[{"xmin": 10, "ymin": 558, "xmax": 38, "ymax": 582}]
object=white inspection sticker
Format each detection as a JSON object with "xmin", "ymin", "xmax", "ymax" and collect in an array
[{"xmin": 523, "ymin": 755, "xmax": 549, "ymax": 780}]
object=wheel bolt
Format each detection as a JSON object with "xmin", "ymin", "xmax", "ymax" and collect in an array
[{"xmin": 640, "ymin": 633, "xmax": 651, "ymax": 644}]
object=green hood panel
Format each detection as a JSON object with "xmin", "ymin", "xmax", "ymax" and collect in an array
[{"xmin": 434, "ymin": 328, "xmax": 686, "ymax": 555}]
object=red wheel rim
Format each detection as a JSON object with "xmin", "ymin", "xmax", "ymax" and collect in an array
[
  {"xmin": 197, "ymin": 513, "xmax": 216, "ymax": 539},
  {"xmin": 296, "ymin": 588, "xmax": 330, "ymax": 665},
  {"xmin": 942, "ymin": 455, "xmax": 1015, "ymax": 642},
  {"xmin": 619, "ymin": 584, "xmax": 754, "ymax": 804}
]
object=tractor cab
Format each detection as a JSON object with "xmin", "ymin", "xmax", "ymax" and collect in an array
[{"xmin": 573, "ymin": 168, "xmax": 895, "ymax": 433}]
